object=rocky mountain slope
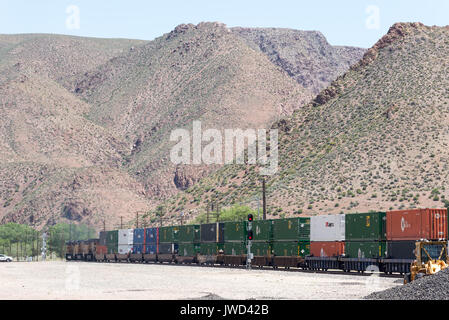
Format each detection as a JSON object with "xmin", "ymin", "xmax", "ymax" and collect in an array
[
  {"xmin": 0, "ymin": 23, "xmax": 365, "ymax": 228},
  {"xmin": 162, "ymin": 23, "xmax": 449, "ymax": 221}
]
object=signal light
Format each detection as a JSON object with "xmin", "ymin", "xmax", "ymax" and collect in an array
[
  {"xmin": 248, "ymin": 230, "xmax": 253, "ymax": 240},
  {"xmin": 248, "ymin": 214, "xmax": 253, "ymax": 222}
]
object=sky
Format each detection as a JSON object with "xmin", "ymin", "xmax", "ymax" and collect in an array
[{"xmin": 0, "ymin": 0, "xmax": 448, "ymax": 48}]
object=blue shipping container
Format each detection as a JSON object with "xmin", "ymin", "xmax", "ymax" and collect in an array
[
  {"xmin": 145, "ymin": 228, "xmax": 157, "ymax": 244},
  {"xmin": 132, "ymin": 244, "xmax": 144, "ymax": 254},
  {"xmin": 144, "ymin": 243, "xmax": 157, "ymax": 254},
  {"xmin": 133, "ymin": 228, "xmax": 145, "ymax": 244}
]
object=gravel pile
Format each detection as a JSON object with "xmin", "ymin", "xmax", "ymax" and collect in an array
[{"xmin": 365, "ymin": 268, "xmax": 449, "ymax": 300}]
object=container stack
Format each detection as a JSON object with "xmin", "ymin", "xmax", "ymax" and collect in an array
[
  {"xmin": 310, "ymin": 214, "xmax": 345, "ymax": 257},
  {"xmin": 386, "ymin": 208, "xmax": 447, "ymax": 259},
  {"xmin": 97, "ymin": 231, "xmax": 108, "ymax": 255},
  {"xmin": 272, "ymin": 217, "xmax": 310, "ymax": 257},
  {"xmin": 158, "ymin": 226, "xmax": 179, "ymax": 255},
  {"xmin": 132, "ymin": 228, "xmax": 145, "ymax": 254},
  {"xmin": 251, "ymin": 219, "xmax": 273, "ymax": 256},
  {"xmin": 177, "ymin": 225, "xmax": 200, "ymax": 257},
  {"xmin": 144, "ymin": 227, "xmax": 157, "ymax": 254},
  {"xmin": 200, "ymin": 222, "xmax": 224, "ymax": 256},
  {"xmin": 345, "ymin": 212, "xmax": 386, "ymax": 259},
  {"xmin": 106, "ymin": 230, "xmax": 118, "ymax": 254},
  {"xmin": 118, "ymin": 229, "xmax": 133, "ymax": 255},
  {"xmin": 223, "ymin": 221, "xmax": 247, "ymax": 256}
]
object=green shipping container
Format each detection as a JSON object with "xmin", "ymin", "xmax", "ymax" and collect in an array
[
  {"xmin": 106, "ymin": 230, "xmax": 118, "ymax": 245},
  {"xmin": 224, "ymin": 242, "xmax": 246, "ymax": 255},
  {"xmin": 345, "ymin": 212, "xmax": 386, "ymax": 241},
  {"xmin": 199, "ymin": 242, "xmax": 218, "ymax": 255},
  {"xmin": 178, "ymin": 243, "xmax": 201, "ymax": 256},
  {"xmin": 178, "ymin": 225, "xmax": 200, "ymax": 243},
  {"xmin": 272, "ymin": 241, "xmax": 310, "ymax": 257},
  {"xmin": 252, "ymin": 220, "xmax": 273, "ymax": 241},
  {"xmin": 272, "ymin": 217, "xmax": 310, "ymax": 241},
  {"xmin": 251, "ymin": 242, "xmax": 271, "ymax": 256},
  {"xmin": 159, "ymin": 226, "xmax": 179, "ymax": 243},
  {"xmin": 223, "ymin": 221, "xmax": 247, "ymax": 242},
  {"xmin": 345, "ymin": 241, "xmax": 387, "ymax": 258}
]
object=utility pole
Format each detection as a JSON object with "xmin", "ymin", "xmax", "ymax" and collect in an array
[
  {"xmin": 216, "ymin": 202, "xmax": 220, "ymax": 222},
  {"xmin": 180, "ymin": 212, "xmax": 184, "ymax": 226},
  {"xmin": 136, "ymin": 213, "xmax": 139, "ymax": 229},
  {"xmin": 103, "ymin": 220, "xmax": 106, "ymax": 232},
  {"xmin": 120, "ymin": 216, "xmax": 123, "ymax": 229},
  {"xmin": 262, "ymin": 178, "xmax": 267, "ymax": 220},
  {"xmin": 41, "ymin": 231, "xmax": 47, "ymax": 261},
  {"xmin": 206, "ymin": 202, "xmax": 210, "ymax": 223}
]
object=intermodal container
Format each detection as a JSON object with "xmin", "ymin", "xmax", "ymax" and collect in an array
[
  {"xmin": 200, "ymin": 223, "xmax": 224, "ymax": 243},
  {"xmin": 224, "ymin": 242, "xmax": 246, "ymax": 255},
  {"xmin": 310, "ymin": 214, "xmax": 345, "ymax": 241},
  {"xmin": 386, "ymin": 208, "xmax": 447, "ymax": 240},
  {"xmin": 178, "ymin": 243, "xmax": 201, "ymax": 256},
  {"xmin": 252, "ymin": 220, "xmax": 273, "ymax": 241},
  {"xmin": 99, "ymin": 231, "xmax": 107, "ymax": 246},
  {"xmin": 272, "ymin": 241, "xmax": 299, "ymax": 257},
  {"xmin": 96, "ymin": 245, "xmax": 107, "ymax": 255},
  {"xmin": 345, "ymin": 212, "xmax": 386, "ymax": 241},
  {"xmin": 133, "ymin": 228, "xmax": 145, "ymax": 244},
  {"xmin": 132, "ymin": 244, "xmax": 144, "ymax": 254},
  {"xmin": 118, "ymin": 229, "xmax": 134, "ymax": 245},
  {"xmin": 106, "ymin": 230, "xmax": 118, "ymax": 245},
  {"xmin": 145, "ymin": 228, "xmax": 157, "ymax": 244},
  {"xmin": 144, "ymin": 243, "xmax": 157, "ymax": 255},
  {"xmin": 159, "ymin": 226, "xmax": 179, "ymax": 243},
  {"xmin": 251, "ymin": 242, "xmax": 271, "ymax": 256},
  {"xmin": 118, "ymin": 244, "xmax": 132, "ymax": 255},
  {"xmin": 199, "ymin": 242, "xmax": 218, "ymax": 255},
  {"xmin": 178, "ymin": 225, "xmax": 200, "ymax": 243},
  {"xmin": 310, "ymin": 241, "xmax": 345, "ymax": 257},
  {"xmin": 224, "ymin": 221, "xmax": 247, "ymax": 242},
  {"xmin": 272, "ymin": 217, "xmax": 310, "ymax": 241},
  {"xmin": 386, "ymin": 241, "xmax": 416, "ymax": 259},
  {"xmin": 345, "ymin": 241, "xmax": 387, "ymax": 258},
  {"xmin": 158, "ymin": 243, "xmax": 178, "ymax": 254}
]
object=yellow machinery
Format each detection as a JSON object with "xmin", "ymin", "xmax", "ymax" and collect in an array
[{"xmin": 404, "ymin": 241, "xmax": 449, "ymax": 284}]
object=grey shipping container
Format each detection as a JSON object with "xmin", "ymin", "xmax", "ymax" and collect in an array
[
  {"xmin": 158, "ymin": 243, "xmax": 178, "ymax": 255},
  {"xmin": 200, "ymin": 223, "xmax": 224, "ymax": 243},
  {"xmin": 99, "ymin": 231, "xmax": 107, "ymax": 246}
]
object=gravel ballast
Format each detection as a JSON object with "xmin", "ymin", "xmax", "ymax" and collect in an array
[{"xmin": 365, "ymin": 268, "xmax": 449, "ymax": 300}]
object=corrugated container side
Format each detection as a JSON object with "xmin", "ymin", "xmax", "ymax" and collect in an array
[
  {"xmin": 106, "ymin": 230, "xmax": 118, "ymax": 244},
  {"xmin": 224, "ymin": 242, "xmax": 246, "ymax": 255},
  {"xmin": 158, "ymin": 226, "xmax": 174, "ymax": 243},
  {"xmin": 178, "ymin": 243, "xmax": 201, "ymax": 256},
  {"xmin": 298, "ymin": 218, "xmax": 311, "ymax": 240},
  {"xmin": 251, "ymin": 242, "xmax": 271, "ymax": 256},
  {"xmin": 386, "ymin": 208, "xmax": 447, "ymax": 240},
  {"xmin": 387, "ymin": 240, "xmax": 416, "ymax": 259},
  {"xmin": 345, "ymin": 212, "xmax": 386, "ymax": 241},
  {"xmin": 178, "ymin": 225, "xmax": 200, "ymax": 242},
  {"xmin": 310, "ymin": 241, "xmax": 345, "ymax": 257},
  {"xmin": 345, "ymin": 241, "xmax": 387, "ymax": 258},
  {"xmin": 199, "ymin": 242, "xmax": 218, "ymax": 255},
  {"xmin": 144, "ymin": 243, "xmax": 157, "ymax": 255},
  {"xmin": 158, "ymin": 243, "xmax": 178, "ymax": 254},
  {"xmin": 252, "ymin": 220, "xmax": 273, "ymax": 241},
  {"xmin": 96, "ymin": 245, "xmax": 107, "ymax": 255},
  {"xmin": 99, "ymin": 231, "xmax": 107, "ymax": 246},
  {"xmin": 132, "ymin": 244, "xmax": 144, "ymax": 254},
  {"xmin": 310, "ymin": 214, "xmax": 345, "ymax": 241},
  {"xmin": 272, "ymin": 241, "xmax": 299, "ymax": 257},
  {"xmin": 118, "ymin": 244, "xmax": 133, "ymax": 255},
  {"xmin": 200, "ymin": 223, "xmax": 216, "ymax": 242},
  {"xmin": 223, "ymin": 221, "xmax": 247, "ymax": 242},
  {"xmin": 118, "ymin": 229, "xmax": 134, "ymax": 245},
  {"xmin": 133, "ymin": 228, "xmax": 145, "ymax": 244},
  {"xmin": 144, "ymin": 228, "xmax": 157, "ymax": 244}
]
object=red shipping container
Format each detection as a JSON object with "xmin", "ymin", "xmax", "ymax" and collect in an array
[
  {"xmin": 310, "ymin": 241, "xmax": 345, "ymax": 257},
  {"xmin": 96, "ymin": 245, "xmax": 107, "ymax": 255},
  {"xmin": 386, "ymin": 208, "xmax": 447, "ymax": 240}
]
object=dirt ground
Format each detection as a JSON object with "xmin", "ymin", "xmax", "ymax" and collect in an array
[{"xmin": 0, "ymin": 261, "xmax": 400, "ymax": 300}]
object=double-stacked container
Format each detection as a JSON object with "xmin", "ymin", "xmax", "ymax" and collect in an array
[
  {"xmin": 144, "ymin": 228, "xmax": 157, "ymax": 255},
  {"xmin": 223, "ymin": 221, "xmax": 247, "ymax": 255},
  {"xmin": 251, "ymin": 219, "xmax": 273, "ymax": 256},
  {"xmin": 177, "ymin": 225, "xmax": 200, "ymax": 257},
  {"xmin": 386, "ymin": 208, "xmax": 447, "ymax": 259},
  {"xmin": 272, "ymin": 217, "xmax": 310, "ymax": 257},
  {"xmin": 200, "ymin": 223, "xmax": 224, "ymax": 256},
  {"xmin": 158, "ymin": 226, "xmax": 179, "ymax": 255},
  {"xmin": 310, "ymin": 214, "xmax": 345, "ymax": 257},
  {"xmin": 345, "ymin": 212, "xmax": 387, "ymax": 258},
  {"xmin": 132, "ymin": 228, "xmax": 145, "ymax": 254},
  {"xmin": 118, "ymin": 229, "xmax": 134, "ymax": 255},
  {"xmin": 106, "ymin": 230, "xmax": 118, "ymax": 254}
]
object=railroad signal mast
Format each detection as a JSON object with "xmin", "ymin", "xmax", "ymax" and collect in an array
[{"xmin": 246, "ymin": 214, "xmax": 253, "ymax": 269}]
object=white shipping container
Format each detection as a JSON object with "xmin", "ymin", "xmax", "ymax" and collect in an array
[
  {"xmin": 118, "ymin": 244, "xmax": 133, "ymax": 255},
  {"xmin": 310, "ymin": 214, "xmax": 345, "ymax": 241},
  {"xmin": 118, "ymin": 229, "xmax": 134, "ymax": 245}
]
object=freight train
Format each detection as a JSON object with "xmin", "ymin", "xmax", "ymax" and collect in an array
[{"xmin": 65, "ymin": 208, "xmax": 448, "ymax": 276}]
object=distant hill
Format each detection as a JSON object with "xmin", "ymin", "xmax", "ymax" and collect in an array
[
  {"xmin": 164, "ymin": 23, "xmax": 449, "ymax": 221},
  {"xmin": 0, "ymin": 23, "xmax": 365, "ymax": 228}
]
